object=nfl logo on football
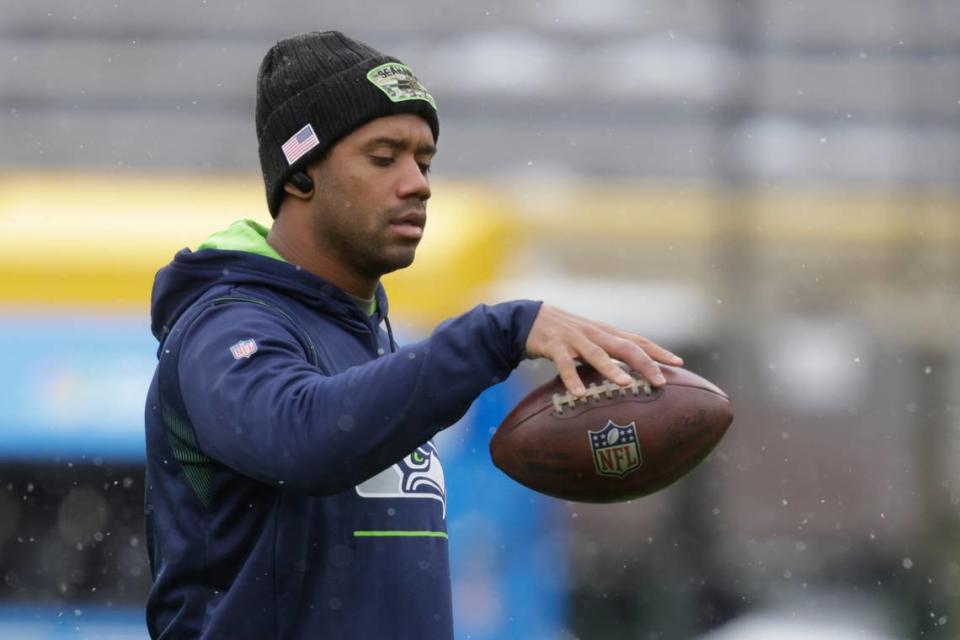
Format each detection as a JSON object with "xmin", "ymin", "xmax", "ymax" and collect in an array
[{"xmin": 588, "ymin": 421, "xmax": 642, "ymax": 478}]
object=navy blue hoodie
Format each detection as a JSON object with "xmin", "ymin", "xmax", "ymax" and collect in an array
[{"xmin": 143, "ymin": 220, "xmax": 541, "ymax": 639}]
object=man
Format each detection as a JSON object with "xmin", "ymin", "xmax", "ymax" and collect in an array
[{"xmin": 143, "ymin": 31, "xmax": 681, "ymax": 639}]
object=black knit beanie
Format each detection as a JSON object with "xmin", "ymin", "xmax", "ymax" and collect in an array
[{"xmin": 255, "ymin": 31, "xmax": 439, "ymax": 217}]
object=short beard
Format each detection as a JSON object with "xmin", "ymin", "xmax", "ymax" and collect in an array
[{"xmin": 309, "ymin": 203, "xmax": 417, "ymax": 281}]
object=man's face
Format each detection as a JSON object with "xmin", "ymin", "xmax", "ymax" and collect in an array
[{"xmin": 306, "ymin": 114, "xmax": 435, "ymax": 282}]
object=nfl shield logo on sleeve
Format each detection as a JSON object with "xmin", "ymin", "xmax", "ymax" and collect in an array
[{"xmin": 229, "ymin": 338, "xmax": 258, "ymax": 360}]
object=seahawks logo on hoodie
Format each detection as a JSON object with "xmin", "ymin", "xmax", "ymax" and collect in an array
[{"xmin": 355, "ymin": 442, "xmax": 446, "ymax": 518}]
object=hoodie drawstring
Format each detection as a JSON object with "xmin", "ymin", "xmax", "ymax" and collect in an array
[{"xmin": 384, "ymin": 316, "xmax": 398, "ymax": 354}]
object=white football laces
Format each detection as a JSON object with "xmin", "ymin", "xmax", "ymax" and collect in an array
[{"xmin": 551, "ymin": 374, "xmax": 652, "ymax": 415}]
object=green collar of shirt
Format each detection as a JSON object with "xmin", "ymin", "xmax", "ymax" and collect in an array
[{"xmin": 197, "ymin": 219, "xmax": 377, "ymax": 316}]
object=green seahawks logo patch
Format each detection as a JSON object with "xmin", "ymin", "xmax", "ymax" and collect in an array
[{"xmin": 366, "ymin": 62, "xmax": 436, "ymax": 109}]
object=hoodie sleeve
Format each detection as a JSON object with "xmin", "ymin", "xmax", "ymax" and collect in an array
[{"xmin": 177, "ymin": 300, "xmax": 542, "ymax": 495}]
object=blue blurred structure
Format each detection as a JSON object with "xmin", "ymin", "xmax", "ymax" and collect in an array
[
  {"xmin": 0, "ymin": 606, "xmax": 146, "ymax": 640},
  {"xmin": 444, "ymin": 378, "xmax": 567, "ymax": 640},
  {"xmin": 0, "ymin": 316, "xmax": 153, "ymax": 462}
]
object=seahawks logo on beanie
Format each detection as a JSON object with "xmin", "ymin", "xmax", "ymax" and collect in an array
[{"xmin": 366, "ymin": 63, "xmax": 436, "ymax": 108}]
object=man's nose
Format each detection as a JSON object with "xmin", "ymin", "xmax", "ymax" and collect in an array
[{"xmin": 397, "ymin": 158, "xmax": 431, "ymax": 201}]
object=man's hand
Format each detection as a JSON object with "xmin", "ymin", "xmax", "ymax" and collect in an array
[{"xmin": 525, "ymin": 304, "xmax": 683, "ymax": 397}]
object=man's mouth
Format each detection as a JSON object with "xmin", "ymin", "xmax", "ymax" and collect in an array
[{"xmin": 389, "ymin": 211, "xmax": 426, "ymax": 239}]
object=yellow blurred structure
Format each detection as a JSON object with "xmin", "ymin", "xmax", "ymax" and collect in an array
[{"xmin": 0, "ymin": 172, "xmax": 513, "ymax": 326}]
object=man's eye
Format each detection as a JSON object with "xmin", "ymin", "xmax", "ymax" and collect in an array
[
  {"xmin": 370, "ymin": 156, "xmax": 394, "ymax": 166},
  {"xmin": 418, "ymin": 163, "xmax": 432, "ymax": 176}
]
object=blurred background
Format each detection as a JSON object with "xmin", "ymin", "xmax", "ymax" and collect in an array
[{"xmin": 1, "ymin": 0, "xmax": 958, "ymax": 638}]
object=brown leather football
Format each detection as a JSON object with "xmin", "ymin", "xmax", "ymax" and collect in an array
[{"xmin": 489, "ymin": 364, "xmax": 733, "ymax": 503}]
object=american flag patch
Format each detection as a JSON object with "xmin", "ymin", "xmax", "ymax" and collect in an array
[
  {"xmin": 281, "ymin": 124, "xmax": 319, "ymax": 165},
  {"xmin": 229, "ymin": 338, "xmax": 258, "ymax": 360}
]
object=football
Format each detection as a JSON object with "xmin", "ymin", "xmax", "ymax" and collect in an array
[{"xmin": 489, "ymin": 364, "xmax": 733, "ymax": 503}]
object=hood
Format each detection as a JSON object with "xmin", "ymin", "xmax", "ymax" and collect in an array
[{"xmin": 150, "ymin": 219, "xmax": 388, "ymax": 342}]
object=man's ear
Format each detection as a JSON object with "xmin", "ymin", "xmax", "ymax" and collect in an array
[{"xmin": 283, "ymin": 171, "xmax": 314, "ymax": 199}]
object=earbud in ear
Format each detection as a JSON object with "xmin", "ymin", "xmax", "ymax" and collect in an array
[{"xmin": 289, "ymin": 171, "xmax": 314, "ymax": 193}]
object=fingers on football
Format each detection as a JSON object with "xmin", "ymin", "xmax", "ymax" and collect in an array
[
  {"xmin": 633, "ymin": 336, "xmax": 683, "ymax": 367},
  {"xmin": 570, "ymin": 333, "xmax": 636, "ymax": 389},
  {"xmin": 552, "ymin": 349, "xmax": 586, "ymax": 397},
  {"xmin": 576, "ymin": 318, "xmax": 682, "ymax": 366},
  {"xmin": 589, "ymin": 334, "xmax": 667, "ymax": 387},
  {"xmin": 602, "ymin": 328, "xmax": 683, "ymax": 367}
]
